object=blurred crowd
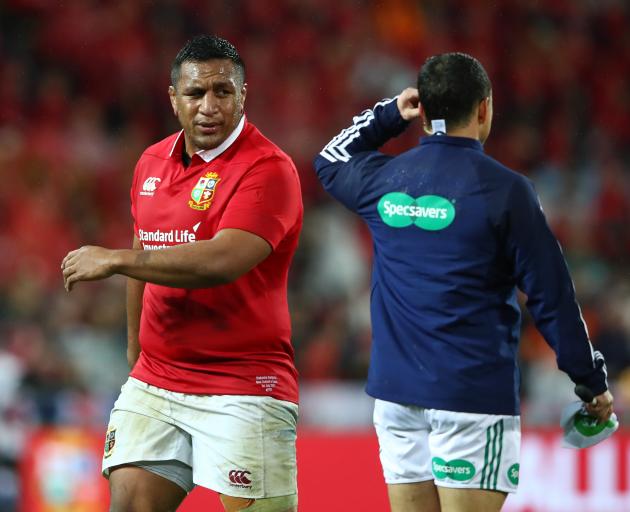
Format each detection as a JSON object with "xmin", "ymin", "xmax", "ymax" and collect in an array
[{"xmin": 1, "ymin": 0, "xmax": 630, "ymax": 508}]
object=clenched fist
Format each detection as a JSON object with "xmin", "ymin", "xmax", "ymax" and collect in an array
[{"xmin": 396, "ymin": 87, "xmax": 420, "ymax": 122}]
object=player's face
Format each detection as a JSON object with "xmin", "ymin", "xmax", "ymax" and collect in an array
[{"xmin": 169, "ymin": 59, "xmax": 247, "ymax": 155}]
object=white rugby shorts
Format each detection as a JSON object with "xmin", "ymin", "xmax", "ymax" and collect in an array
[
  {"xmin": 102, "ymin": 378, "xmax": 298, "ymax": 499},
  {"xmin": 373, "ymin": 398, "xmax": 521, "ymax": 493}
]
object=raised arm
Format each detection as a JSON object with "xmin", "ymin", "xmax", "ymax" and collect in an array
[{"xmin": 313, "ymin": 89, "xmax": 419, "ymax": 211}]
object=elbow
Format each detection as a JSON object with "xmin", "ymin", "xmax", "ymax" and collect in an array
[
  {"xmin": 208, "ymin": 271, "xmax": 239, "ymax": 286},
  {"xmin": 127, "ymin": 347, "xmax": 140, "ymax": 370},
  {"xmin": 196, "ymin": 261, "xmax": 243, "ymax": 287},
  {"xmin": 315, "ymin": 172, "xmax": 334, "ymax": 194},
  {"xmin": 313, "ymin": 157, "xmax": 334, "ymax": 185},
  {"xmin": 313, "ymin": 153, "xmax": 327, "ymax": 169},
  {"xmin": 189, "ymin": 234, "xmax": 270, "ymax": 288}
]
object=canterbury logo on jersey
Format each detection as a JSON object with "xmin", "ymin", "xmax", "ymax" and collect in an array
[
  {"xmin": 229, "ymin": 469, "xmax": 252, "ymax": 486},
  {"xmin": 140, "ymin": 177, "xmax": 161, "ymax": 196},
  {"xmin": 320, "ymin": 97, "xmax": 396, "ymax": 163}
]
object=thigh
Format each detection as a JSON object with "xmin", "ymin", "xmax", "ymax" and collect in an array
[
  {"xmin": 427, "ymin": 410, "xmax": 520, "ymax": 495},
  {"xmin": 174, "ymin": 394, "xmax": 298, "ymax": 500},
  {"xmin": 109, "ymin": 465, "xmax": 187, "ymax": 512},
  {"xmin": 387, "ymin": 481, "xmax": 440, "ymax": 512},
  {"xmin": 437, "ymin": 486, "xmax": 506, "ymax": 512},
  {"xmin": 373, "ymin": 399, "xmax": 433, "ymax": 484},
  {"xmin": 102, "ymin": 379, "xmax": 194, "ymax": 491}
]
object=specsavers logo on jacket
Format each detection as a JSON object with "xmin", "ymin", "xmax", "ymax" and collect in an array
[{"xmin": 377, "ymin": 192, "xmax": 455, "ymax": 230}]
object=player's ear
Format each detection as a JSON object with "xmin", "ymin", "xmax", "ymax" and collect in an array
[
  {"xmin": 478, "ymin": 96, "xmax": 493, "ymax": 143},
  {"xmin": 419, "ymin": 103, "xmax": 431, "ymax": 135},
  {"xmin": 239, "ymin": 83, "xmax": 247, "ymax": 115},
  {"xmin": 477, "ymin": 96, "xmax": 490, "ymax": 124},
  {"xmin": 168, "ymin": 85, "xmax": 178, "ymax": 116}
]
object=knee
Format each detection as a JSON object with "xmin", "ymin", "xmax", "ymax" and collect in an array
[
  {"xmin": 220, "ymin": 495, "xmax": 255, "ymax": 511},
  {"xmin": 220, "ymin": 494, "xmax": 298, "ymax": 512}
]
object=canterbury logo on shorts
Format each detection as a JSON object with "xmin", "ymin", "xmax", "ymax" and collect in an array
[{"xmin": 229, "ymin": 469, "xmax": 252, "ymax": 487}]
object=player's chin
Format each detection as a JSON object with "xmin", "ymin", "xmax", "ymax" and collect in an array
[{"xmin": 193, "ymin": 132, "xmax": 227, "ymax": 151}]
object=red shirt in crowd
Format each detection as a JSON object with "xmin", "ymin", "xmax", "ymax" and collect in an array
[{"xmin": 129, "ymin": 117, "xmax": 303, "ymax": 403}]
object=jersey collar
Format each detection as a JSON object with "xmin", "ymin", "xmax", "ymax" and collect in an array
[
  {"xmin": 420, "ymin": 134, "xmax": 484, "ymax": 152},
  {"xmin": 169, "ymin": 115, "xmax": 246, "ymax": 163}
]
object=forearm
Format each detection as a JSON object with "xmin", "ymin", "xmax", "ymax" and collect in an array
[
  {"xmin": 113, "ymin": 240, "xmax": 235, "ymax": 288},
  {"xmin": 319, "ymin": 97, "xmax": 408, "ymax": 163},
  {"xmin": 126, "ymin": 277, "xmax": 145, "ymax": 369},
  {"xmin": 523, "ymin": 251, "xmax": 608, "ymax": 392},
  {"xmin": 521, "ymin": 242, "xmax": 607, "ymax": 391},
  {"xmin": 314, "ymin": 97, "xmax": 411, "ymax": 210},
  {"xmin": 62, "ymin": 229, "xmax": 271, "ymax": 292},
  {"xmin": 529, "ymin": 293, "xmax": 608, "ymax": 393}
]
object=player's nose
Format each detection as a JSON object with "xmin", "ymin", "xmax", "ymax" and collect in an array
[{"xmin": 199, "ymin": 92, "xmax": 219, "ymax": 116}]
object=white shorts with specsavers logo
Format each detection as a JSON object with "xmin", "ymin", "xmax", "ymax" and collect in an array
[
  {"xmin": 102, "ymin": 378, "xmax": 298, "ymax": 499},
  {"xmin": 373, "ymin": 398, "xmax": 521, "ymax": 493}
]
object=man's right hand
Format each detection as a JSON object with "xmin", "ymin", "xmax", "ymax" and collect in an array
[
  {"xmin": 62, "ymin": 245, "xmax": 117, "ymax": 291},
  {"xmin": 397, "ymin": 87, "xmax": 420, "ymax": 121},
  {"xmin": 585, "ymin": 390, "xmax": 614, "ymax": 424}
]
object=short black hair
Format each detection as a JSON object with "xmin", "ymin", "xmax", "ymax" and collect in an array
[
  {"xmin": 417, "ymin": 52, "xmax": 491, "ymax": 130},
  {"xmin": 171, "ymin": 35, "xmax": 245, "ymax": 88}
]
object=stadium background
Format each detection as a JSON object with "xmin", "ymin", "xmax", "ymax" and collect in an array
[{"xmin": 0, "ymin": 0, "xmax": 629, "ymax": 510}]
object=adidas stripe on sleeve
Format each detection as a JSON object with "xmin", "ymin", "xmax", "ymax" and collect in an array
[{"xmin": 314, "ymin": 97, "xmax": 409, "ymax": 211}]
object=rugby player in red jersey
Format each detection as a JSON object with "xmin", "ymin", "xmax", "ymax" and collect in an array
[{"xmin": 61, "ymin": 35, "xmax": 302, "ymax": 512}]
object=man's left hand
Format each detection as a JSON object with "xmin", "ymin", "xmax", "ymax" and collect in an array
[{"xmin": 61, "ymin": 246, "xmax": 117, "ymax": 291}]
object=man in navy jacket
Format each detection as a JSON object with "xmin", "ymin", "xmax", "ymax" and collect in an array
[{"xmin": 314, "ymin": 53, "xmax": 613, "ymax": 512}]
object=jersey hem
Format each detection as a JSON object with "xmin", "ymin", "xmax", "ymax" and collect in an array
[
  {"xmin": 129, "ymin": 373, "xmax": 299, "ymax": 405},
  {"xmin": 366, "ymin": 387, "xmax": 519, "ymax": 416}
]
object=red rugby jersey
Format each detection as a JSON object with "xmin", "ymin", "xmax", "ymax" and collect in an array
[{"xmin": 129, "ymin": 117, "xmax": 302, "ymax": 403}]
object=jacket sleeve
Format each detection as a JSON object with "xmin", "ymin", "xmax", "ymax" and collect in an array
[
  {"xmin": 313, "ymin": 97, "xmax": 409, "ymax": 212},
  {"xmin": 505, "ymin": 176, "xmax": 608, "ymax": 395}
]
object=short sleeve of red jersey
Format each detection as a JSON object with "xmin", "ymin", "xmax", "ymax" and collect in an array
[{"xmin": 217, "ymin": 156, "xmax": 302, "ymax": 250}]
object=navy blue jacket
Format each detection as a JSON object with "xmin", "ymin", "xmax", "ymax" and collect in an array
[{"xmin": 314, "ymin": 97, "xmax": 607, "ymax": 415}]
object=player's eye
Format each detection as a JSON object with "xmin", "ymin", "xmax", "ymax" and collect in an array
[{"xmin": 215, "ymin": 86, "xmax": 233, "ymax": 97}]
